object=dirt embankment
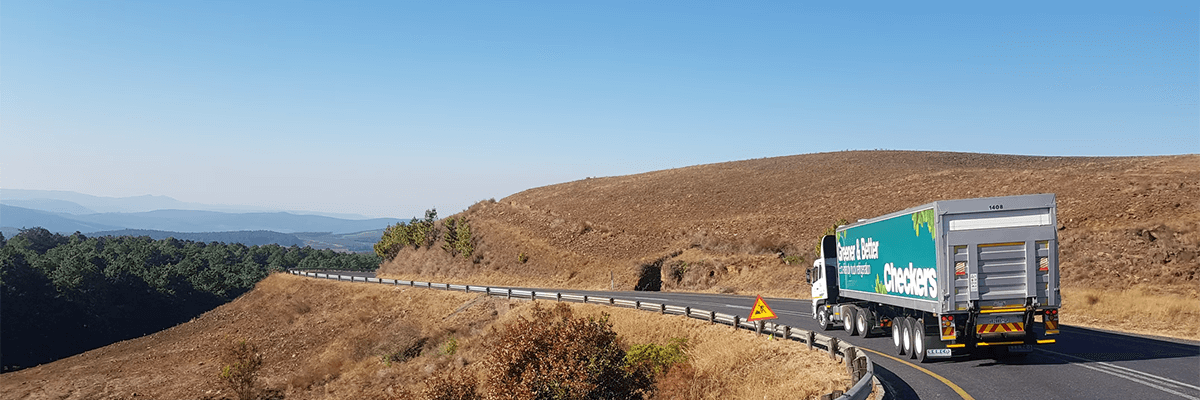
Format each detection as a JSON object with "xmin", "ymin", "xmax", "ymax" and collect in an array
[
  {"xmin": 1, "ymin": 273, "xmax": 848, "ymax": 399},
  {"xmin": 380, "ymin": 151, "xmax": 1199, "ymax": 339}
]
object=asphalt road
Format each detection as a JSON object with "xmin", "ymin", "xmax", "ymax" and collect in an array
[{"xmin": 323, "ymin": 271, "xmax": 1200, "ymax": 400}]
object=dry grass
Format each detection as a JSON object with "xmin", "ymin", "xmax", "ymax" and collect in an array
[
  {"xmin": 1, "ymin": 274, "xmax": 849, "ymax": 399},
  {"xmin": 1061, "ymin": 286, "xmax": 1200, "ymax": 341}
]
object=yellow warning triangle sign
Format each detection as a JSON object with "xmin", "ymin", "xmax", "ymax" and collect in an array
[{"xmin": 747, "ymin": 295, "xmax": 778, "ymax": 322}]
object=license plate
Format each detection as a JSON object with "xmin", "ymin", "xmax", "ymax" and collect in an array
[
  {"xmin": 926, "ymin": 349, "xmax": 952, "ymax": 357},
  {"xmin": 1008, "ymin": 345, "xmax": 1034, "ymax": 353}
]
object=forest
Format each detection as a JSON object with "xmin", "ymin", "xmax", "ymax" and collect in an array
[{"xmin": 0, "ymin": 227, "xmax": 380, "ymax": 371}]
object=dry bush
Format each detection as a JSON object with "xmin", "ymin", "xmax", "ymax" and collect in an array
[
  {"xmin": 219, "ymin": 339, "xmax": 264, "ymax": 400},
  {"xmin": 483, "ymin": 303, "xmax": 653, "ymax": 400}
]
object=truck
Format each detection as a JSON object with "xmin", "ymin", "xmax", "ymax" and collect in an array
[{"xmin": 807, "ymin": 194, "xmax": 1061, "ymax": 362}]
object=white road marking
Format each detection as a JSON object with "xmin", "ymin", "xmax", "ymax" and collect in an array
[
  {"xmin": 1040, "ymin": 348, "xmax": 1200, "ymax": 399},
  {"xmin": 633, "ymin": 297, "xmax": 669, "ymax": 301},
  {"xmin": 725, "ymin": 305, "xmax": 750, "ymax": 309}
]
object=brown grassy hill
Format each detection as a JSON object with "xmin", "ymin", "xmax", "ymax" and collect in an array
[
  {"xmin": 1, "ymin": 274, "xmax": 848, "ymax": 399},
  {"xmin": 380, "ymin": 151, "xmax": 1199, "ymax": 339}
]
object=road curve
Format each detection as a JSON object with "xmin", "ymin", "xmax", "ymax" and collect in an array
[{"xmin": 327, "ymin": 271, "xmax": 1200, "ymax": 400}]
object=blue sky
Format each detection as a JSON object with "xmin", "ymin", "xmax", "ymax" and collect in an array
[{"xmin": 3, "ymin": 2, "xmax": 1197, "ymax": 219}]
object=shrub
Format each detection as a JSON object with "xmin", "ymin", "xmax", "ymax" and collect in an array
[
  {"xmin": 441, "ymin": 336, "xmax": 459, "ymax": 356},
  {"xmin": 625, "ymin": 337, "xmax": 689, "ymax": 376},
  {"xmin": 517, "ymin": 252, "xmax": 529, "ymax": 264},
  {"xmin": 782, "ymin": 255, "xmax": 802, "ymax": 266},
  {"xmin": 219, "ymin": 339, "xmax": 264, "ymax": 400},
  {"xmin": 483, "ymin": 303, "xmax": 653, "ymax": 400}
]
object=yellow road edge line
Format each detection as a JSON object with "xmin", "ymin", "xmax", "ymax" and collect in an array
[{"xmin": 859, "ymin": 347, "xmax": 976, "ymax": 400}]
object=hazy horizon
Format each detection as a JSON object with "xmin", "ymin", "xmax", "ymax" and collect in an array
[{"xmin": 4, "ymin": 2, "xmax": 1196, "ymax": 219}]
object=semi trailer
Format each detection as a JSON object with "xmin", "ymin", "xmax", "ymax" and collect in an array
[{"xmin": 807, "ymin": 194, "xmax": 1061, "ymax": 362}]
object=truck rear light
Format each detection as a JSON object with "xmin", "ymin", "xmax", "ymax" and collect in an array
[
  {"xmin": 1044, "ymin": 309, "xmax": 1059, "ymax": 334},
  {"xmin": 1038, "ymin": 256, "xmax": 1049, "ymax": 271},
  {"xmin": 940, "ymin": 315, "xmax": 956, "ymax": 340},
  {"xmin": 955, "ymin": 261, "xmax": 967, "ymax": 276}
]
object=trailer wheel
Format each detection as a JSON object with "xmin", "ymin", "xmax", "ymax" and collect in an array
[
  {"xmin": 817, "ymin": 307, "xmax": 832, "ymax": 331},
  {"xmin": 844, "ymin": 307, "xmax": 858, "ymax": 335},
  {"xmin": 913, "ymin": 318, "xmax": 928, "ymax": 363},
  {"xmin": 892, "ymin": 317, "xmax": 905, "ymax": 355},
  {"xmin": 901, "ymin": 317, "xmax": 915, "ymax": 356},
  {"xmin": 856, "ymin": 309, "xmax": 871, "ymax": 337}
]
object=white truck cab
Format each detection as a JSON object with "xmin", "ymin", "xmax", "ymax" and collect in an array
[{"xmin": 807, "ymin": 235, "xmax": 841, "ymax": 330}]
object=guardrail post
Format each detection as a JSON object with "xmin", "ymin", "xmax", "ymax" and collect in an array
[
  {"xmin": 828, "ymin": 338, "xmax": 839, "ymax": 360},
  {"xmin": 556, "ymin": 293, "xmax": 562, "ymax": 302},
  {"xmin": 784, "ymin": 326, "xmax": 791, "ymax": 340},
  {"xmin": 844, "ymin": 346, "xmax": 858, "ymax": 376},
  {"xmin": 507, "ymin": 289, "xmax": 512, "ymax": 300},
  {"xmin": 583, "ymin": 295, "xmax": 588, "ymax": 303},
  {"xmin": 635, "ymin": 300, "xmax": 640, "ymax": 309},
  {"xmin": 709, "ymin": 311, "xmax": 715, "ymax": 324},
  {"xmin": 530, "ymin": 291, "xmax": 536, "ymax": 300},
  {"xmin": 609, "ymin": 297, "xmax": 614, "ymax": 305},
  {"xmin": 733, "ymin": 316, "xmax": 739, "ymax": 331},
  {"xmin": 807, "ymin": 331, "xmax": 815, "ymax": 350},
  {"xmin": 464, "ymin": 284, "xmax": 469, "ymax": 293},
  {"xmin": 684, "ymin": 307, "xmax": 690, "ymax": 319},
  {"xmin": 660, "ymin": 304, "xmax": 665, "ymax": 314}
]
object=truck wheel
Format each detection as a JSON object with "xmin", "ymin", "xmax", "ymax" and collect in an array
[
  {"xmin": 912, "ymin": 318, "xmax": 928, "ymax": 363},
  {"xmin": 817, "ymin": 308, "xmax": 832, "ymax": 331},
  {"xmin": 901, "ymin": 317, "xmax": 915, "ymax": 356},
  {"xmin": 856, "ymin": 309, "xmax": 871, "ymax": 337},
  {"xmin": 892, "ymin": 318, "xmax": 905, "ymax": 355},
  {"xmin": 844, "ymin": 307, "xmax": 858, "ymax": 335}
]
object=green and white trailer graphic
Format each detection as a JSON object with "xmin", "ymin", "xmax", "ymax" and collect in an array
[{"xmin": 837, "ymin": 208, "xmax": 939, "ymax": 302}]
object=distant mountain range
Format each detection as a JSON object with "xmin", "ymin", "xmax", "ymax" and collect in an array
[
  {"xmin": 0, "ymin": 189, "xmax": 403, "ymax": 251},
  {"xmin": 0, "ymin": 189, "xmax": 376, "ymax": 219},
  {"xmin": 1, "ymin": 204, "xmax": 400, "ymax": 235}
]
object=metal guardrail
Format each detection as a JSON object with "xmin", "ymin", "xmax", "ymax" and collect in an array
[{"xmin": 289, "ymin": 270, "xmax": 876, "ymax": 400}]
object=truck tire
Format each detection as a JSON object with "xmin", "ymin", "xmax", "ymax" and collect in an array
[
  {"xmin": 912, "ymin": 318, "xmax": 928, "ymax": 363},
  {"xmin": 901, "ymin": 317, "xmax": 915, "ymax": 356},
  {"xmin": 856, "ymin": 309, "xmax": 872, "ymax": 337},
  {"xmin": 817, "ymin": 307, "xmax": 832, "ymax": 331},
  {"xmin": 893, "ymin": 317, "xmax": 905, "ymax": 355},
  {"xmin": 844, "ymin": 307, "xmax": 858, "ymax": 335}
]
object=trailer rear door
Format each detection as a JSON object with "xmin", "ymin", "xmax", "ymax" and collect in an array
[{"xmin": 943, "ymin": 203, "xmax": 1059, "ymax": 310}]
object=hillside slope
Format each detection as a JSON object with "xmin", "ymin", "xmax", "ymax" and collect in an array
[
  {"xmin": 380, "ymin": 151, "xmax": 1199, "ymax": 338},
  {"xmin": 1, "ymin": 273, "xmax": 847, "ymax": 399}
]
